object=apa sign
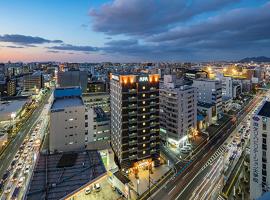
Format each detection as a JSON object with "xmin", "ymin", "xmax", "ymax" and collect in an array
[{"xmin": 139, "ymin": 77, "xmax": 148, "ymax": 82}]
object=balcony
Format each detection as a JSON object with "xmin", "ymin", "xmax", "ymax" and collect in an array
[
  {"xmin": 129, "ymin": 89, "xmax": 137, "ymax": 93},
  {"xmin": 129, "ymin": 147, "xmax": 137, "ymax": 153},
  {"xmin": 129, "ymin": 140, "xmax": 137, "ymax": 145},
  {"xmin": 129, "ymin": 155, "xmax": 137, "ymax": 160},
  {"xmin": 128, "ymin": 104, "xmax": 137, "ymax": 109},
  {"xmin": 128, "ymin": 96, "xmax": 137, "ymax": 101},
  {"xmin": 129, "ymin": 111, "xmax": 137, "ymax": 116},
  {"xmin": 129, "ymin": 126, "xmax": 137, "ymax": 131},
  {"xmin": 129, "ymin": 132, "xmax": 137, "ymax": 138}
]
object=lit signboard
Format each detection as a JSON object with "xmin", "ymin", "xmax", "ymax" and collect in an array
[
  {"xmin": 252, "ymin": 121, "xmax": 259, "ymax": 183},
  {"xmin": 111, "ymin": 75, "xmax": 119, "ymax": 81},
  {"xmin": 139, "ymin": 77, "xmax": 148, "ymax": 82}
]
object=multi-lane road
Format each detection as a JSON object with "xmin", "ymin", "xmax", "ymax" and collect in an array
[
  {"xmin": 0, "ymin": 91, "xmax": 51, "ymax": 179},
  {"xmin": 148, "ymin": 92, "xmax": 264, "ymax": 200}
]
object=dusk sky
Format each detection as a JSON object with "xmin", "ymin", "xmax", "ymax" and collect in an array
[{"xmin": 0, "ymin": 0, "xmax": 269, "ymax": 62}]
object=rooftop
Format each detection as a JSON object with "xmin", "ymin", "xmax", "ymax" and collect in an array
[
  {"xmin": 51, "ymin": 97, "xmax": 83, "ymax": 110},
  {"xmin": 54, "ymin": 87, "xmax": 82, "ymax": 98},
  {"xmin": 26, "ymin": 150, "xmax": 106, "ymax": 200},
  {"xmin": 258, "ymin": 101, "xmax": 270, "ymax": 118},
  {"xmin": 113, "ymin": 171, "xmax": 130, "ymax": 184},
  {"xmin": 0, "ymin": 100, "xmax": 27, "ymax": 116}
]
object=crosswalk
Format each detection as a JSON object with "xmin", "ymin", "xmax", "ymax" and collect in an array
[
  {"xmin": 217, "ymin": 194, "xmax": 227, "ymax": 200},
  {"xmin": 200, "ymin": 145, "xmax": 226, "ymax": 171}
]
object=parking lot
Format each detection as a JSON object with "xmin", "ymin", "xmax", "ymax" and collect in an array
[{"xmin": 70, "ymin": 176, "xmax": 124, "ymax": 200}]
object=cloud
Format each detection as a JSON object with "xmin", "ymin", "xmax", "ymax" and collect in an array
[
  {"xmin": 48, "ymin": 44, "xmax": 99, "ymax": 52},
  {"xmin": 47, "ymin": 50, "xmax": 60, "ymax": 53},
  {"xmin": 0, "ymin": 34, "xmax": 63, "ymax": 46},
  {"xmin": 90, "ymin": 0, "xmax": 239, "ymax": 36},
  {"xmin": 89, "ymin": 1, "xmax": 270, "ymax": 60},
  {"xmin": 5, "ymin": 45, "xmax": 25, "ymax": 49}
]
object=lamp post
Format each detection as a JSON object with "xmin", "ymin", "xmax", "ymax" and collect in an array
[
  {"xmin": 10, "ymin": 112, "xmax": 16, "ymax": 134},
  {"xmin": 137, "ymin": 179, "xmax": 140, "ymax": 198}
]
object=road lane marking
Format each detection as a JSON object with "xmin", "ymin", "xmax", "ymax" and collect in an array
[{"xmin": 168, "ymin": 185, "xmax": 176, "ymax": 195}]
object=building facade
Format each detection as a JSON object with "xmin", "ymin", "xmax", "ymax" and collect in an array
[
  {"xmin": 57, "ymin": 70, "xmax": 88, "ymax": 92},
  {"xmin": 110, "ymin": 73, "xmax": 160, "ymax": 170},
  {"xmin": 85, "ymin": 107, "xmax": 110, "ymax": 150},
  {"xmin": 49, "ymin": 87, "xmax": 85, "ymax": 153},
  {"xmin": 192, "ymin": 79, "xmax": 222, "ymax": 119},
  {"xmin": 23, "ymin": 72, "xmax": 44, "ymax": 91},
  {"xmin": 250, "ymin": 101, "xmax": 270, "ymax": 199},
  {"xmin": 160, "ymin": 75, "xmax": 197, "ymax": 147}
]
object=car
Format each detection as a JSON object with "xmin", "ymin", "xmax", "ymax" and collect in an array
[
  {"xmin": 24, "ymin": 166, "xmax": 30, "ymax": 174},
  {"xmin": 93, "ymin": 183, "xmax": 101, "ymax": 192},
  {"xmin": 180, "ymin": 148, "xmax": 190, "ymax": 154},
  {"xmin": 185, "ymin": 143, "xmax": 192, "ymax": 148},
  {"xmin": 18, "ymin": 176, "xmax": 25, "ymax": 186},
  {"xmin": 17, "ymin": 162, "xmax": 23, "ymax": 169},
  {"xmin": 11, "ymin": 160, "xmax": 17, "ymax": 167},
  {"xmin": 85, "ymin": 186, "xmax": 92, "ymax": 195},
  {"xmin": 4, "ymin": 185, "xmax": 12, "ymax": 194},
  {"xmin": 1, "ymin": 171, "xmax": 10, "ymax": 182}
]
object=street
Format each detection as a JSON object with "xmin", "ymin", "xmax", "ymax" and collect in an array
[
  {"xmin": 147, "ymin": 92, "xmax": 264, "ymax": 200},
  {"xmin": 0, "ymin": 91, "xmax": 51, "ymax": 198}
]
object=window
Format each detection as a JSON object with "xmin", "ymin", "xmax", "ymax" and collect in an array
[
  {"xmin": 143, "ymin": 130, "xmax": 146, "ymax": 133},
  {"xmin": 142, "ymin": 94, "xmax": 145, "ymax": 97},
  {"xmin": 143, "ymin": 115, "xmax": 145, "ymax": 119},
  {"xmin": 85, "ymin": 115, "xmax": 88, "ymax": 120},
  {"xmin": 143, "ymin": 151, "xmax": 146, "ymax": 154},
  {"xmin": 143, "ymin": 144, "xmax": 146, "ymax": 147},
  {"xmin": 143, "ymin": 122, "xmax": 146, "ymax": 126},
  {"xmin": 143, "ymin": 137, "xmax": 146, "ymax": 140},
  {"xmin": 142, "ymin": 86, "xmax": 145, "ymax": 90},
  {"xmin": 143, "ymin": 108, "xmax": 146, "ymax": 111},
  {"xmin": 143, "ymin": 101, "xmax": 145, "ymax": 104},
  {"xmin": 85, "ymin": 122, "xmax": 88, "ymax": 128}
]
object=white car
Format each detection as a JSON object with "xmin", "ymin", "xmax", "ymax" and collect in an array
[
  {"xmin": 85, "ymin": 187, "xmax": 92, "ymax": 195},
  {"xmin": 93, "ymin": 183, "xmax": 101, "ymax": 192}
]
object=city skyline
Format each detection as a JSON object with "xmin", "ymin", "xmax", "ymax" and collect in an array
[{"xmin": 0, "ymin": 0, "xmax": 270, "ymax": 62}]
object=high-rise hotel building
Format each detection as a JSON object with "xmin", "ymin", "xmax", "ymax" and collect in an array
[
  {"xmin": 250, "ymin": 101, "xmax": 270, "ymax": 199},
  {"xmin": 110, "ymin": 73, "xmax": 160, "ymax": 170}
]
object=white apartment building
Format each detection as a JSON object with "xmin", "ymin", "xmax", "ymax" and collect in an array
[
  {"xmin": 250, "ymin": 101, "xmax": 270, "ymax": 200},
  {"xmin": 192, "ymin": 79, "xmax": 222, "ymax": 119},
  {"xmin": 222, "ymin": 77, "xmax": 242, "ymax": 99},
  {"xmin": 160, "ymin": 75, "xmax": 197, "ymax": 147},
  {"xmin": 49, "ymin": 87, "xmax": 85, "ymax": 153}
]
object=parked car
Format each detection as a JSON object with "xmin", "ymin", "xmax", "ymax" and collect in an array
[
  {"xmin": 85, "ymin": 186, "xmax": 92, "ymax": 195},
  {"xmin": 93, "ymin": 183, "xmax": 101, "ymax": 192}
]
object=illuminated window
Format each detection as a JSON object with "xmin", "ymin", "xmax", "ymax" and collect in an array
[
  {"xmin": 143, "ymin": 151, "xmax": 146, "ymax": 154},
  {"xmin": 143, "ymin": 130, "xmax": 145, "ymax": 133},
  {"xmin": 143, "ymin": 137, "xmax": 146, "ymax": 140},
  {"xmin": 143, "ymin": 144, "xmax": 146, "ymax": 147},
  {"xmin": 143, "ymin": 115, "xmax": 145, "ymax": 118},
  {"xmin": 143, "ymin": 108, "xmax": 146, "ymax": 111},
  {"xmin": 143, "ymin": 122, "xmax": 146, "ymax": 126},
  {"xmin": 142, "ymin": 94, "xmax": 145, "ymax": 97},
  {"xmin": 142, "ymin": 86, "xmax": 145, "ymax": 90},
  {"xmin": 143, "ymin": 101, "xmax": 145, "ymax": 104}
]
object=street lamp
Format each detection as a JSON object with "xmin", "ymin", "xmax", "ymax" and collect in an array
[
  {"xmin": 137, "ymin": 179, "xmax": 140, "ymax": 197},
  {"xmin": 10, "ymin": 112, "xmax": 16, "ymax": 132}
]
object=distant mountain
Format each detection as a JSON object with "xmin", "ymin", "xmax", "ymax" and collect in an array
[{"xmin": 239, "ymin": 56, "xmax": 270, "ymax": 63}]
